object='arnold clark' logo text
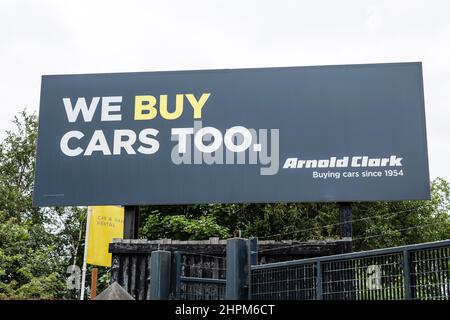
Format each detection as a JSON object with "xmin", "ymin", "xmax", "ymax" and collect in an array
[{"xmin": 282, "ymin": 155, "xmax": 403, "ymax": 169}]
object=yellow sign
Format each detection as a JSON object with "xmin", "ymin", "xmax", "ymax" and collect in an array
[{"xmin": 86, "ymin": 206, "xmax": 124, "ymax": 267}]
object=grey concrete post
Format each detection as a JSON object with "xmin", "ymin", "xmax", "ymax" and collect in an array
[
  {"xmin": 150, "ymin": 250, "xmax": 171, "ymax": 300},
  {"xmin": 226, "ymin": 238, "xmax": 248, "ymax": 300}
]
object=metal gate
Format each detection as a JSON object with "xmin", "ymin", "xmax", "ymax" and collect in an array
[{"xmin": 172, "ymin": 251, "xmax": 226, "ymax": 300}]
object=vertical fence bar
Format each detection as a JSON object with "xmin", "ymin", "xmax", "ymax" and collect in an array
[
  {"xmin": 247, "ymin": 237, "xmax": 258, "ymax": 300},
  {"xmin": 316, "ymin": 261, "xmax": 323, "ymax": 300},
  {"xmin": 173, "ymin": 251, "xmax": 182, "ymax": 300},
  {"xmin": 403, "ymin": 249, "xmax": 412, "ymax": 300}
]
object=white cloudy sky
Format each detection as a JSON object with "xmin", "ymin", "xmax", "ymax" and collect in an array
[{"xmin": 1, "ymin": 0, "xmax": 449, "ymax": 181}]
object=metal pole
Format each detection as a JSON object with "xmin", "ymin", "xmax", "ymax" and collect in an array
[
  {"xmin": 316, "ymin": 261, "xmax": 323, "ymax": 300},
  {"xmin": 339, "ymin": 202, "xmax": 354, "ymax": 299},
  {"xmin": 80, "ymin": 206, "xmax": 92, "ymax": 300},
  {"xmin": 247, "ymin": 237, "xmax": 257, "ymax": 300}
]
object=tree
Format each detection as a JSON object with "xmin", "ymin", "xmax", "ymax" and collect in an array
[
  {"xmin": 0, "ymin": 110, "xmax": 86, "ymax": 299},
  {"xmin": 351, "ymin": 178, "xmax": 450, "ymax": 250},
  {"xmin": 0, "ymin": 210, "xmax": 65, "ymax": 298}
]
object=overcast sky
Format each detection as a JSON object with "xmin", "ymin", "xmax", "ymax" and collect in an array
[{"xmin": 1, "ymin": 0, "xmax": 449, "ymax": 181}]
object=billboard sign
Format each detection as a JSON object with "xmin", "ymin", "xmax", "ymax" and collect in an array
[{"xmin": 33, "ymin": 62, "xmax": 429, "ymax": 206}]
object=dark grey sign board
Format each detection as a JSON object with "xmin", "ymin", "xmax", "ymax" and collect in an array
[{"xmin": 33, "ymin": 62, "xmax": 430, "ymax": 206}]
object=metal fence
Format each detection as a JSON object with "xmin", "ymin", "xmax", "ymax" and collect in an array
[
  {"xmin": 109, "ymin": 238, "xmax": 350, "ymax": 300},
  {"xmin": 110, "ymin": 238, "xmax": 450, "ymax": 300},
  {"xmin": 250, "ymin": 239, "xmax": 450, "ymax": 300},
  {"xmin": 173, "ymin": 252, "xmax": 226, "ymax": 300}
]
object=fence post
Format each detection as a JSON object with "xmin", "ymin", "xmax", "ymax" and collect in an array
[
  {"xmin": 150, "ymin": 250, "xmax": 171, "ymax": 300},
  {"xmin": 403, "ymin": 249, "xmax": 412, "ymax": 300},
  {"xmin": 316, "ymin": 261, "xmax": 323, "ymax": 300},
  {"xmin": 247, "ymin": 237, "xmax": 258, "ymax": 300},
  {"xmin": 226, "ymin": 238, "xmax": 248, "ymax": 300}
]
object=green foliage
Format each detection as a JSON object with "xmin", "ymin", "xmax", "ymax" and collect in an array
[
  {"xmin": 351, "ymin": 178, "xmax": 450, "ymax": 250},
  {"xmin": 140, "ymin": 213, "xmax": 229, "ymax": 240},
  {"xmin": 97, "ymin": 268, "xmax": 111, "ymax": 293},
  {"xmin": 0, "ymin": 211, "xmax": 66, "ymax": 299},
  {"xmin": 0, "ymin": 111, "xmax": 38, "ymax": 222},
  {"xmin": 0, "ymin": 110, "xmax": 85, "ymax": 299},
  {"xmin": 139, "ymin": 181, "xmax": 450, "ymax": 250}
]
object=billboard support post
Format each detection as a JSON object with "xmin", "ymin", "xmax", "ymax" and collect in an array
[
  {"xmin": 339, "ymin": 202, "xmax": 353, "ymax": 252},
  {"xmin": 124, "ymin": 206, "xmax": 139, "ymax": 239}
]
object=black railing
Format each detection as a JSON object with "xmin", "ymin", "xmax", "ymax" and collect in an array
[{"xmin": 250, "ymin": 239, "xmax": 450, "ymax": 300}]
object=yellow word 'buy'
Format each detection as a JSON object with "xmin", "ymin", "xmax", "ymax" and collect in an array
[{"xmin": 134, "ymin": 93, "xmax": 211, "ymax": 120}]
